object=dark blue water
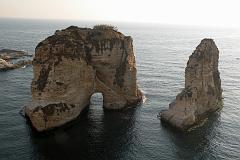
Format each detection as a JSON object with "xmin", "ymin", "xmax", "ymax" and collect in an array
[{"xmin": 0, "ymin": 18, "xmax": 240, "ymax": 160}]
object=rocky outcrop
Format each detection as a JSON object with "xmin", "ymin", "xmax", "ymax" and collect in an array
[
  {"xmin": 0, "ymin": 49, "xmax": 31, "ymax": 60},
  {"xmin": 0, "ymin": 49, "xmax": 32, "ymax": 71},
  {"xmin": 25, "ymin": 25, "xmax": 143, "ymax": 131},
  {"xmin": 0, "ymin": 58, "xmax": 32, "ymax": 71},
  {"xmin": 160, "ymin": 39, "xmax": 222, "ymax": 130}
]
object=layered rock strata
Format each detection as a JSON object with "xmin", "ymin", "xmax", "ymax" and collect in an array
[
  {"xmin": 160, "ymin": 39, "xmax": 222, "ymax": 130},
  {"xmin": 25, "ymin": 26, "xmax": 143, "ymax": 131}
]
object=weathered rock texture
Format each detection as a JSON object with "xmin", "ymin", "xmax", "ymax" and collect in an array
[
  {"xmin": 25, "ymin": 26, "xmax": 143, "ymax": 131},
  {"xmin": 160, "ymin": 39, "xmax": 222, "ymax": 130}
]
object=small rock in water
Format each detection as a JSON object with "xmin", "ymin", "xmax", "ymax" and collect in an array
[
  {"xmin": 0, "ymin": 58, "xmax": 32, "ymax": 71},
  {"xmin": 0, "ymin": 49, "xmax": 30, "ymax": 60},
  {"xmin": 0, "ymin": 49, "xmax": 32, "ymax": 71}
]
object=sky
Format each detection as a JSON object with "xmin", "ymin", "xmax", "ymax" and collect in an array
[{"xmin": 0, "ymin": 0, "xmax": 240, "ymax": 27}]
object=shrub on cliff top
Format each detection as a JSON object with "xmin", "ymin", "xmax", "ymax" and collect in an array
[{"xmin": 93, "ymin": 24, "xmax": 118, "ymax": 31}]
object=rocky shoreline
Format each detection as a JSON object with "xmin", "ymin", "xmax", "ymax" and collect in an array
[{"xmin": 0, "ymin": 49, "xmax": 32, "ymax": 71}]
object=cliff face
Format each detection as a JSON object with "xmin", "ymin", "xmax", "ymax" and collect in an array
[
  {"xmin": 160, "ymin": 39, "xmax": 222, "ymax": 130},
  {"xmin": 25, "ymin": 26, "xmax": 143, "ymax": 131}
]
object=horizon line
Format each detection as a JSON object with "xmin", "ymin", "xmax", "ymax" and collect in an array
[{"xmin": 0, "ymin": 16, "xmax": 239, "ymax": 30}]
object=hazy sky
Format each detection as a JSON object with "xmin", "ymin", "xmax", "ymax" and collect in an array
[{"xmin": 1, "ymin": 0, "xmax": 240, "ymax": 27}]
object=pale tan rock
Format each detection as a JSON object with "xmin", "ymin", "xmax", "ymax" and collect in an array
[
  {"xmin": 160, "ymin": 39, "xmax": 223, "ymax": 130},
  {"xmin": 25, "ymin": 26, "xmax": 143, "ymax": 131},
  {"xmin": 0, "ymin": 58, "xmax": 31, "ymax": 71},
  {"xmin": 0, "ymin": 58, "xmax": 14, "ymax": 69},
  {"xmin": 0, "ymin": 49, "xmax": 32, "ymax": 71}
]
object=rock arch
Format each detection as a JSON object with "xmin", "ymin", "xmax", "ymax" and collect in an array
[{"xmin": 25, "ymin": 26, "xmax": 143, "ymax": 131}]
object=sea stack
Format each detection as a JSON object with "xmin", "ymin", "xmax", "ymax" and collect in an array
[
  {"xmin": 160, "ymin": 39, "xmax": 222, "ymax": 130},
  {"xmin": 25, "ymin": 25, "xmax": 143, "ymax": 131}
]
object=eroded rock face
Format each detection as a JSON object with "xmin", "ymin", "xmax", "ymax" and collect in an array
[
  {"xmin": 160, "ymin": 39, "xmax": 222, "ymax": 130},
  {"xmin": 25, "ymin": 26, "xmax": 143, "ymax": 131}
]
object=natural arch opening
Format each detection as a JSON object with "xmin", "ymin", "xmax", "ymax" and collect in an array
[
  {"xmin": 90, "ymin": 92, "xmax": 104, "ymax": 108},
  {"xmin": 88, "ymin": 92, "xmax": 104, "ymax": 120}
]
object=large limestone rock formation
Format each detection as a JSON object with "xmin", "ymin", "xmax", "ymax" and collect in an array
[
  {"xmin": 25, "ymin": 26, "xmax": 143, "ymax": 131},
  {"xmin": 160, "ymin": 39, "xmax": 222, "ymax": 130}
]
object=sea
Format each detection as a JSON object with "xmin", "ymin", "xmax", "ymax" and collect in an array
[{"xmin": 0, "ymin": 18, "xmax": 240, "ymax": 160}]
